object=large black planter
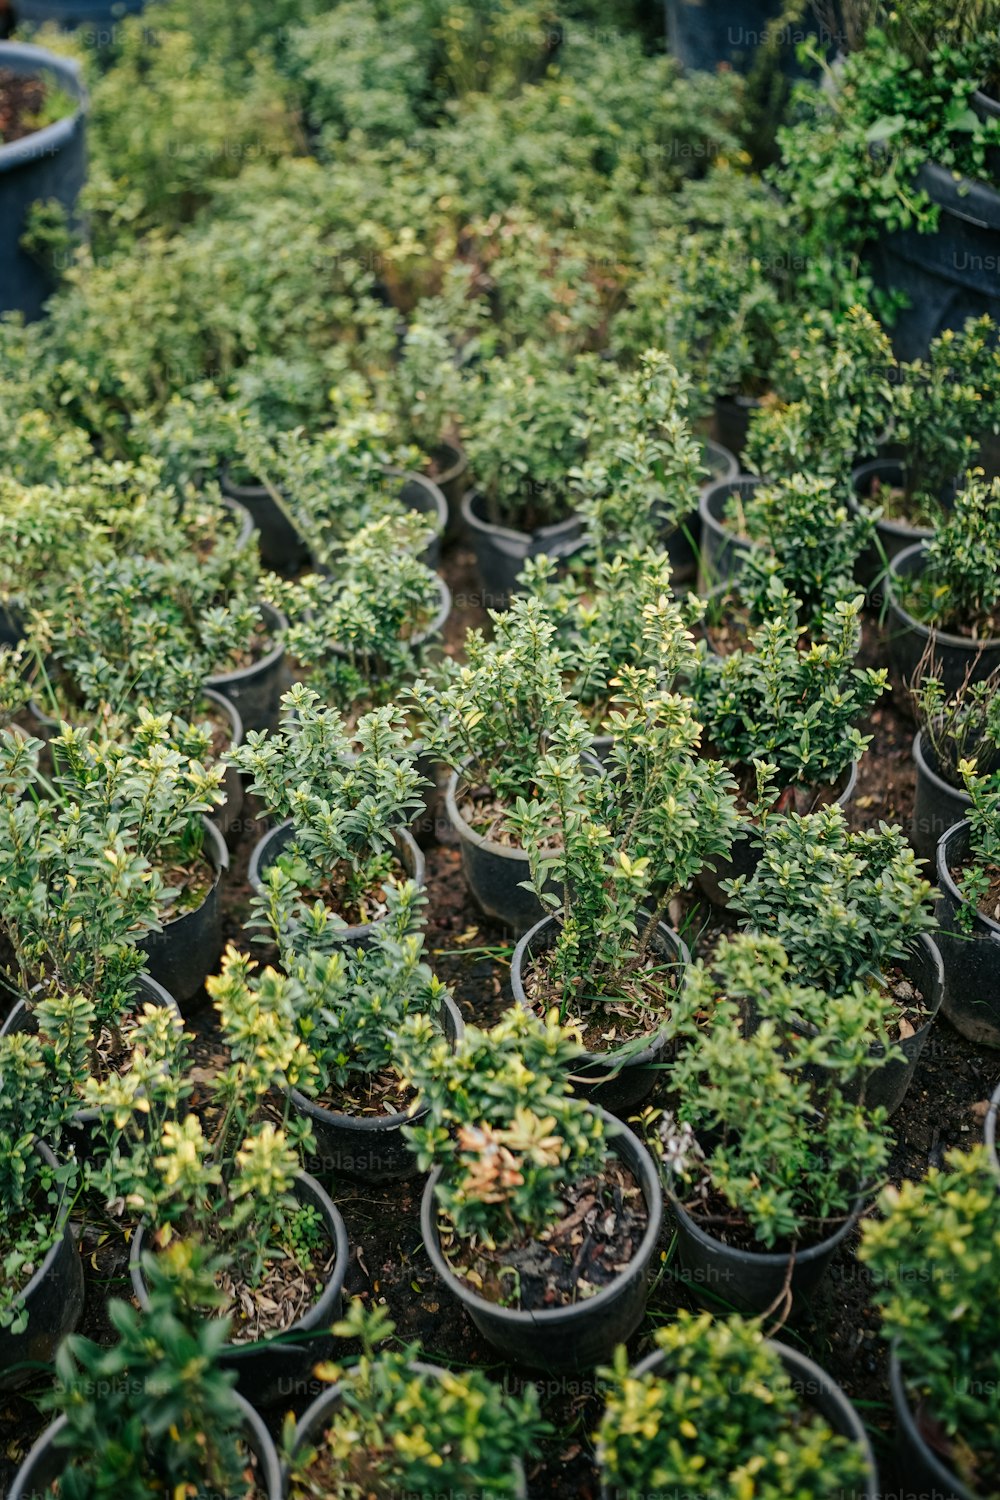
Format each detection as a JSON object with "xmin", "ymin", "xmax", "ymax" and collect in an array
[
  {"xmin": 510, "ymin": 913, "xmax": 690, "ymax": 1116},
  {"xmin": 886, "ymin": 543, "xmax": 1000, "ymax": 703},
  {"xmin": 599, "ymin": 1342, "xmax": 877, "ymax": 1500},
  {"xmin": 139, "ymin": 816, "xmax": 228, "ymax": 1009},
  {"xmin": 247, "ymin": 819, "xmax": 426, "ymax": 950},
  {"xmin": 290, "ymin": 992, "xmax": 465, "ymax": 1184},
  {"xmin": 696, "ymin": 476, "xmax": 762, "ymax": 594},
  {"xmin": 9, "ymin": 1397, "xmax": 282, "ymax": 1500},
  {"xmin": 668, "ymin": 1186, "xmax": 862, "ymax": 1317},
  {"xmin": 461, "ymin": 489, "xmax": 584, "ymax": 610},
  {"xmin": 934, "ymin": 820, "xmax": 1000, "ymax": 1048},
  {"xmin": 890, "ymin": 1352, "xmax": 979, "ymax": 1500},
  {"xmin": 0, "ymin": 1140, "xmax": 84, "ymax": 1391},
  {"xmin": 130, "ymin": 1172, "xmax": 349, "ymax": 1410},
  {"xmin": 912, "ymin": 732, "xmax": 972, "ymax": 867},
  {"xmin": 443, "ymin": 768, "xmax": 545, "ymax": 936},
  {"xmin": 205, "ymin": 602, "xmax": 288, "ymax": 735},
  {"xmin": 872, "ymin": 161, "xmax": 1000, "ymax": 361},
  {"xmin": 421, "ymin": 1113, "xmax": 662, "ymax": 1371},
  {"xmin": 286, "ymin": 1359, "xmax": 527, "ymax": 1498},
  {"xmin": 220, "ymin": 469, "xmax": 309, "ymax": 574},
  {"xmin": 696, "ymin": 761, "xmax": 858, "ymax": 908},
  {"xmin": 0, "ymin": 43, "xmax": 86, "ymax": 321}
]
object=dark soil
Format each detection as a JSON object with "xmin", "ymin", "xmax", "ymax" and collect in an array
[
  {"xmin": 1, "ymin": 554, "xmax": 998, "ymax": 1500},
  {"xmin": 0, "ymin": 70, "xmax": 47, "ymax": 145}
]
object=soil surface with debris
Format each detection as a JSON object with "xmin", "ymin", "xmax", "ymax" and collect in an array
[{"xmin": 2, "ymin": 538, "xmax": 998, "ymax": 1500}]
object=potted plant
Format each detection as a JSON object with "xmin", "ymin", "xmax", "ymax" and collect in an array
[
  {"xmin": 237, "ymin": 879, "xmax": 463, "ymax": 1184},
  {"xmin": 238, "ymin": 685, "xmax": 427, "ymax": 949},
  {"xmin": 285, "ymin": 1299, "xmax": 546, "ymax": 1498},
  {"xmin": 699, "ymin": 470, "xmax": 875, "ymax": 624},
  {"xmin": 910, "ymin": 669, "xmax": 1000, "ymax": 863},
  {"xmin": 507, "ymin": 672, "xmax": 737, "ymax": 1112},
  {"xmin": 11, "ymin": 1239, "xmax": 282, "ymax": 1500},
  {"xmin": 596, "ymin": 1310, "xmax": 876, "ymax": 1500},
  {"xmin": 273, "ymin": 513, "xmax": 449, "ymax": 726},
  {"xmin": 887, "ymin": 474, "xmax": 1000, "ymax": 699},
  {"xmin": 726, "ymin": 803, "xmax": 943, "ymax": 1114},
  {"xmin": 933, "ymin": 759, "xmax": 1000, "ymax": 1047},
  {"xmin": 397, "ymin": 1006, "xmax": 663, "ymax": 1371},
  {"xmin": 460, "ymin": 343, "xmax": 601, "ymax": 603},
  {"xmin": 0, "ymin": 42, "xmax": 86, "ymax": 321},
  {"xmin": 569, "ymin": 350, "xmax": 705, "ymax": 580},
  {"xmin": 0, "ymin": 999, "xmax": 83, "ymax": 1389},
  {"xmin": 650, "ymin": 933, "xmax": 892, "ymax": 1316},
  {"xmin": 86, "ymin": 951, "xmax": 350, "ymax": 1409},
  {"xmin": 860, "ymin": 1146, "xmax": 1000, "ymax": 1500},
  {"xmin": 412, "ymin": 594, "xmax": 587, "ymax": 932},
  {"xmin": 690, "ymin": 583, "xmax": 885, "ymax": 901}
]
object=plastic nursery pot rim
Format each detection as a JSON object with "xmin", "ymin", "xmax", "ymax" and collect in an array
[
  {"xmin": 431, "ymin": 440, "xmax": 469, "ymax": 485},
  {"xmin": 389, "ymin": 468, "xmax": 448, "ymax": 537},
  {"xmin": 420, "ymin": 1111, "xmax": 663, "ymax": 1330},
  {"xmin": 285, "ymin": 1359, "xmax": 528, "ymax": 1500},
  {"xmin": 218, "ymin": 495, "xmax": 255, "ymax": 553},
  {"xmin": 10, "ymin": 1394, "xmax": 284, "ymax": 1500},
  {"xmin": 667, "ymin": 1183, "xmax": 864, "ymax": 1273},
  {"xmin": 887, "ymin": 543, "xmax": 1000, "ymax": 654},
  {"xmin": 460, "ymin": 487, "xmax": 583, "ymax": 551},
  {"xmin": 509, "ymin": 911, "xmax": 691, "ymax": 1073},
  {"xmin": 935, "ymin": 818, "xmax": 1000, "ymax": 932},
  {"xmin": 128, "ymin": 1170, "xmax": 350, "ymax": 1338},
  {"xmin": 697, "ymin": 473, "xmax": 765, "ymax": 544},
  {"xmin": 605, "ymin": 1342, "xmax": 878, "ymax": 1500},
  {"xmin": 912, "ymin": 729, "xmax": 970, "ymax": 806},
  {"xmin": 849, "ymin": 460, "xmax": 935, "ymax": 544},
  {"xmin": 0, "ymin": 973, "xmax": 180, "ymax": 1129},
  {"xmin": 328, "ymin": 573, "xmax": 452, "ymax": 656},
  {"xmin": 163, "ymin": 813, "xmax": 230, "ymax": 909},
  {"xmin": 701, "ymin": 439, "xmax": 739, "ymax": 487},
  {"xmin": 0, "ymin": 43, "xmax": 87, "ymax": 174},
  {"xmin": 889, "ymin": 1350, "xmax": 979, "ymax": 1500},
  {"xmin": 205, "ymin": 601, "xmax": 288, "ymax": 691},
  {"xmin": 283, "ymin": 991, "xmax": 465, "ymax": 1136},
  {"xmin": 444, "ymin": 766, "xmax": 532, "ymax": 864}
]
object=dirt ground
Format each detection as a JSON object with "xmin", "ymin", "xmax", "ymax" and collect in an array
[{"xmin": 2, "ymin": 539, "xmax": 998, "ymax": 1499}]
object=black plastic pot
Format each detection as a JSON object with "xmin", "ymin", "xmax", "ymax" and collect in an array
[
  {"xmin": 220, "ymin": 469, "xmax": 309, "ymax": 574},
  {"xmin": 912, "ymin": 732, "xmax": 972, "ymax": 867},
  {"xmin": 394, "ymin": 471, "xmax": 447, "ymax": 572},
  {"xmin": 0, "ymin": 43, "xmax": 87, "ymax": 321},
  {"xmin": 286, "ymin": 1358, "xmax": 527, "ymax": 1497},
  {"xmin": 130, "ymin": 1171, "xmax": 349, "ymax": 1410},
  {"xmin": 430, "ymin": 439, "xmax": 470, "ymax": 539},
  {"xmin": 327, "ymin": 574, "xmax": 451, "ymax": 674},
  {"xmin": 850, "ymin": 458, "xmax": 934, "ymax": 589},
  {"xmin": 696, "ymin": 476, "xmax": 762, "ymax": 594},
  {"xmin": 0, "ymin": 1140, "xmax": 84, "ymax": 1392},
  {"xmin": 696, "ymin": 761, "xmax": 858, "ymax": 908},
  {"xmin": 713, "ymin": 393, "xmax": 765, "ymax": 460},
  {"xmin": 668, "ymin": 1184, "xmax": 863, "ymax": 1317},
  {"xmin": 887, "ymin": 544, "xmax": 1000, "ymax": 705},
  {"xmin": 890, "ymin": 1351, "xmax": 979, "ymax": 1500},
  {"xmin": 461, "ymin": 489, "xmax": 585, "ymax": 610},
  {"xmin": 985, "ymin": 1080, "xmax": 1000, "ymax": 1181},
  {"xmin": 600, "ymin": 1341, "xmax": 877, "ymax": 1500},
  {"xmin": 290, "ymin": 992, "xmax": 465, "ymax": 1184},
  {"xmin": 247, "ymin": 819, "xmax": 426, "ymax": 949},
  {"xmin": 1, "ymin": 974, "xmax": 179, "ymax": 1159},
  {"xmin": 140, "ymin": 817, "xmax": 228, "ymax": 1009},
  {"xmin": 510, "ymin": 913, "xmax": 690, "ymax": 1116},
  {"xmin": 421, "ymin": 1113, "xmax": 662, "ymax": 1371},
  {"xmin": 13, "ymin": 1, "xmax": 145, "ymax": 24},
  {"xmin": 934, "ymin": 819, "xmax": 1000, "ymax": 1048},
  {"xmin": 206, "ymin": 602, "xmax": 288, "ymax": 735},
  {"xmin": 10, "ymin": 1396, "xmax": 282, "ymax": 1500},
  {"xmin": 662, "ymin": 438, "xmax": 740, "ymax": 585},
  {"xmin": 794, "ymin": 933, "xmax": 945, "ymax": 1120},
  {"xmin": 872, "ymin": 161, "xmax": 1000, "ymax": 362},
  {"xmin": 444, "ymin": 768, "xmax": 544, "ymax": 936}
]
